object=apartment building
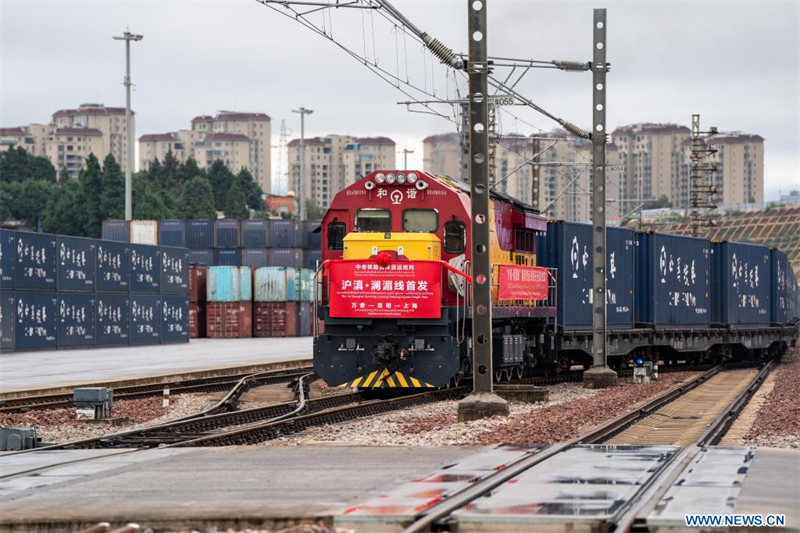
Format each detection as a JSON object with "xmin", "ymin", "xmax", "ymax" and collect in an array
[
  {"xmin": 421, "ymin": 130, "xmax": 623, "ymax": 222},
  {"xmin": 139, "ymin": 111, "xmax": 271, "ymax": 191},
  {"xmin": 288, "ymin": 135, "xmax": 396, "ymax": 209},
  {"xmin": 612, "ymin": 123, "xmax": 764, "ymax": 210},
  {"xmin": 612, "ymin": 123, "xmax": 690, "ymax": 209},
  {"xmin": 1, "ymin": 103, "xmax": 133, "ymax": 179},
  {"xmin": 676, "ymin": 132, "xmax": 764, "ymax": 207}
]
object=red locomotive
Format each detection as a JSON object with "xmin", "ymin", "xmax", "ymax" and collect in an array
[{"xmin": 313, "ymin": 170, "xmax": 557, "ymax": 388}]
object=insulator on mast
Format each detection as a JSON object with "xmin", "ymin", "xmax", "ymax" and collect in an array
[
  {"xmin": 553, "ymin": 60, "xmax": 591, "ymax": 72},
  {"xmin": 559, "ymin": 119, "xmax": 591, "ymax": 139},
  {"xmin": 422, "ymin": 33, "xmax": 464, "ymax": 69}
]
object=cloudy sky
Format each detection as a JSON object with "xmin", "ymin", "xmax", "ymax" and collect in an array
[{"xmin": 1, "ymin": 0, "xmax": 798, "ymax": 199}]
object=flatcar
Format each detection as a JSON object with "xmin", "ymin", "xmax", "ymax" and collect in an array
[{"xmin": 312, "ymin": 170, "xmax": 799, "ymax": 389}]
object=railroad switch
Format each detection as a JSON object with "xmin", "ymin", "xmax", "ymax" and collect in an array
[{"xmin": 73, "ymin": 387, "xmax": 114, "ymax": 420}]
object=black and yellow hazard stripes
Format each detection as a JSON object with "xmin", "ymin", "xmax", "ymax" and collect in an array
[{"xmin": 337, "ymin": 368, "xmax": 435, "ymax": 389}]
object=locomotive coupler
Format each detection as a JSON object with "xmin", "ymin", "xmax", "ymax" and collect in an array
[{"xmin": 373, "ymin": 341, "xmax": 396, "ymax": 365}]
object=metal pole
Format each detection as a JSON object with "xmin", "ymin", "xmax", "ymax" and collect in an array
[
  {"xmin": 399, "ymin": 148, "xmax": 414, "ymax": 170},
  {"xmin": 584, "ymin": 8, "xmax": 617, "ymax": 388},
  {"xmin": 458, "ymin": 0, "xmax": 508, "ymax": 422},
  {"xmin": 292, "ymin": 106, "xmax": 313, "ymax": 220},
  {"xmin": 113, "ymin": 31, "xmax": 142, "ymax": 221}
]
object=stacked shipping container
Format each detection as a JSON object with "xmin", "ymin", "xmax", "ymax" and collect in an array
[
  {"xmin": 206, "ymin": 266, "xmax": 253, "ymax": 338},
  {"xmin": 0, "ymin": 229, "xmax": 189, "ymax": 352},
  {"xmin": 103, "ymin": 219, "xmax": 322, "ymax": 271}
]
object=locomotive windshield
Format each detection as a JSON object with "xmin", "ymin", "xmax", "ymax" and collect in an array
[
  {"xmin": 402, "ymin": 209, "xmax": 438, "ymax": 233},
  {"xmin": 355, "ymin": 209, "xmax": 391, "ymax": 232}
]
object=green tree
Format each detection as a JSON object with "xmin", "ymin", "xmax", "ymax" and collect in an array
[
  {"xmin": 100, "ymin": 154, "xmax": 125, "ymax": 221},
  {"xmin": 13, "ymin": 180, "xmax": 55, "ymax": 226},
  {"xmin": 42, "ymin": 180, "xmax": 85, "ymax": 236},
  {"xmin": 208, "ymin": 160, "xmax": 234, "ymax": 211},
  {"xmin": 180, "ymin": 176, "xmax": 217, "ymax": 219},
  {"xmin": 235, "ymin": 168, "xmax": 264, "ymax": 210},
  {"xmin": 0, "ymin": 146, "xmax": 56, "ymax": 183},
  {"xmin": 132, "ymin": 173, "xmax": 172, "ymax": 220},
  {"xmin": 305, "ymin": 198, "xmax": 326, "ymax": 220},
  {"xmin": 224, "ymin": 177, "xmax": 249, "ymax": 219},
  {"xmin": 0, "ymin": 184, "xmax": 13, "ymax": 221},
  {"xmin": 78, "ymin": 154, "xmax": 104, "ymax": 237}
]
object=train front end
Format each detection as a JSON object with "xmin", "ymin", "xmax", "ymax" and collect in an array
[{"xmin": 313, "ymin": 171, "xmax": 472, "ymax": 389}]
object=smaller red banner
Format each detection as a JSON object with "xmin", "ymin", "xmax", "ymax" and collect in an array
[
  {"xmin": 328, "ymin": 260, "xmax": 442, "ymax": 319},
  {"xmin": 497, "ymin": 265, "xmax": 549, "ymax": 301}
]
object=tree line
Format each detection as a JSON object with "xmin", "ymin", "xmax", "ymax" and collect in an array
[{"xmin": 0, "ymin": 147, "xmax": 274, "ymax": 237}]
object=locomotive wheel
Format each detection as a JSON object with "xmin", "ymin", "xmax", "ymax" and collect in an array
[{"xmin": 514, "ymin": 366, "xmax": 524, "ymax": 380}]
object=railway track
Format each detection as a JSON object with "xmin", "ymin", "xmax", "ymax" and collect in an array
[
  {"xmin": 0, "ymin": 366, "xmax": 314, "ymax": 413},
  {"xmin": 397, "ymin": 360, "xmax": 776, "ymax": 533}
]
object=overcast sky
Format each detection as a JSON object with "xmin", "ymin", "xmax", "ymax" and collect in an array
[{"xmin": 1, "ymin": 0, "xmax": 798, "ymax": 199}]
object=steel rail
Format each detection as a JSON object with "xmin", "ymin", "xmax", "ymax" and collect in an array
[
  {"xmin": 0, "ymin": 366, "xmax": 314, "ymax": 413},
  {"xmin": 399, "ymin": 365, "xmax": 723, "ymax": 533},
  {"xmin": 610, "ymin": 360, "xmax": 777, "ymax": 533}
]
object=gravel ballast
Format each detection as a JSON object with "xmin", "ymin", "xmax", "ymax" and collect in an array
[
  {"xmin": 268, "ymin": 371, "xmax": 699, "ymax": 447},
  {"xmin": 0, "ymin": 394, "xmax": 217, "ymax": 443},
  {"xmin": 744, "ymin": 354, "xmax": 800, "ymax": 449}
]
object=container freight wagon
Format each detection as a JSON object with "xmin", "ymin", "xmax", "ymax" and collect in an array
[
  {"xmin": 711, "ymin": 242, "xmax": 771, "ymax": 326},
  {"xmin": 537, "ymin": 221, "xmax": 635, "ymax": 330},
  {"xmin": 636, "ymin": 232, "xmax": 711, "ymax": 327}
]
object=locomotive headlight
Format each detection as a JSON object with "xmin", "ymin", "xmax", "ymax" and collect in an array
[
  {"xmin": 396, "ymin": 173, "xmax": 407, "ymax": 184},
  {"xmin": 386, "ymin": 173, "xmax": 396, "ymax": 184},
  {"xmin": 407, "ymin": 172, "xmax": 418, "ymax": 184},
  {"xmin": 375, "ymin": 173, "xmax": 386, "ymax": 184}
]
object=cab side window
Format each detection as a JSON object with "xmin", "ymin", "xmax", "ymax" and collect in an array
[
  {"xmin": 444, "ymin": 219, "xmax": 466, "ymax": 254},
  {"xmin": 327, "ymin": 221, "xmax": 346, "ymax": 251}
]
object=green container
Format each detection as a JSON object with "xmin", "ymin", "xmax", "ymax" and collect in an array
[{"xmin": 299, "ymin": 269, "xmax": 314, "ymax": 302}]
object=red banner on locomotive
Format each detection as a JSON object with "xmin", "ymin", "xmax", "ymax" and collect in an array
[
  {"xmin": 497, "ymin": 264, "xmax": 549, "ymax": 301},
  {"xmin": 328, "ymin": 259, "xmax": 442, "ymax": 319}
]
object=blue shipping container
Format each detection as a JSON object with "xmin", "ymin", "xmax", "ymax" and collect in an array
[
  {"xmin": 14, "ymin": 292, "xmax": 57, "ymax": 350},
  {"xmin": 130, "ymin": 244, "xmax": 161, "ymax": 293},
  {"xmin": 0, "ymin": 229, "xmax": 15, "ymax": 288},
  {"xmin": 537, "ymin": 222, "xmax": 635, "ymax": 330},
  {"xmin": 189, "ymin": 249, "xmax": 214, "ymax": 266},
  {"xmin": 241, "ymin": 220, "xmax": 269, "ymax": 248},
  {"xmin": 636, "ymin": 232, "xmax": 711, "ymax": 327},
  {"xmin": 269, "ymin": 220, "xmax": 295, "ymax": 248},
  {"xmin": 102, "ymin": 220, "xmax": 130, "ymax": 242},
  {"xmin": 770, "ymin": 249, "xmax": 794, "ymax": 325},
  {"xmin": 306, "ymin": 220, "xmax": 322, "ymax": 249},
  {"xmin": 57, "ymin": 235, "xmax": 96, "ymax": 292},
  {"xmin": 162, "ymin": 295, "xmax": 189, "ymax": 343},
  {"xmin": 207, "ymin": 266, "xmax": 251, "ymax": 302},
  {"xmin": 96, "ymin": 294, "xmax": 130, "ymax": 345},
  {"xmin": 160, "ymin": 246, "xmax": 189, "ymax": 294},
  {"xmin": 710, "ymin": 242, "xmax": 771, "ymax": 326},
  {"xmin": 269, "ymin": 248, "xmax": 304, "ymax": 269},
  {"xmin": 14, "ymin": 232, "xmax": 57, "ymax": 290},
  {"xmin": 242, "ymin": 249, "xmax": 269, "ymax": 270},
  {"xmin": 1, "ymin": 291, "xmax": 14, "ymax": 351},
  {"xmin": 214, "ymin": 248, "xmax": 241, "ymax": 267},
  {"xmin": 187, "ymin": 219, "xmax": 214, "ymax": 249},
  {"xmin": 131, "ymin": 294, "xmax": 161, "ymax": 345},
  {"xmin": 305, "ymin": 249, "xmax": 322, "ymax": 271},
  {"xmin": 96, "ymin": 240, "xmax": 130, "ymax": 292},
  {"xmin": 214, "ymin": 219, "xmax": 241, "ymax": 248},
  {"xmin": 57, "ymin": 293, "xmax": 96, "ymax": 347},
  {"xmin": 159, "ymin": 220, "xmax": 187, "ymax": 247}
]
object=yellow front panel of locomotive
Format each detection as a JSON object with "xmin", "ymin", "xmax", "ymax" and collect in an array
[{"xmin": 343, "ymin": 232, "xmax": 442, "ymax": 261}]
